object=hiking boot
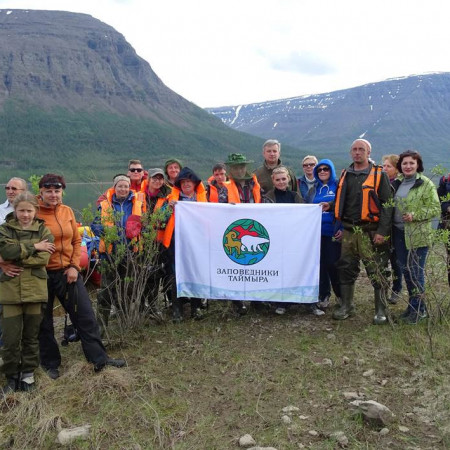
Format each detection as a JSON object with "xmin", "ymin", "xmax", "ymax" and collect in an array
[
  {"xmin": 94, "ymin": 357, "xmax": 127, "ymax": 373},
  {"xmin": 308, "ymin": 304, "xmax": 325, "ymax": 316},
  {"xmin": 373, "ymin": 288, "xmax": 388, "ymax": 325},
  {"xmin": 233, "ymin": 301, "xmax": 248, "ymax": 316},
  {"xmin": 317, "ymin": 295, "xmax": 330, "ymax": 309},
  {"xmin": 20, "ymin": 373, "xmax": 36, "ymax": 392},
  {"xmin": 1, "ymin": 376, "xmax": 18, "ymax": 395},
  {"xmin": 45, "ymin": 367, "xmax": 60, "ymax": 380},
  {"xmin": 190, "ymin": 299, "xmax": 205, "ymax": 320},
  {"xmin": 332, "ymin": 284, "xmax": 355, "ymax": 320},
  {"xmin": 191, "ymin": 307, "xmax": 206, "ymax": 320},
  {"xmin": 400, "ymin": 311, "xmax": 428, "ymax": 325},
  {"xmin": 388, "ymin": 291, "xmax": 401, "ymax": 305}
]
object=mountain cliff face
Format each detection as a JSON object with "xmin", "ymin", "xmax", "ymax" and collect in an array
[
  {"xmin": 0, "ymin": 9, "xmax": 264, "ymax": 180},
  {"xmin": 207, "ymin": 74, "xmax": 450, "ymax": 168},
  {"xmin": 0, "ymin": 9, "xmax": 194, "ymax": 121}
]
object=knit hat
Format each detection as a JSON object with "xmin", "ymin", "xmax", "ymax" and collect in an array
[
  {"xmin": 113, "ymin": 175, "xmax": 131, "ymax": 187},
  {"xmin": 164, "ymin": 158, "xmax": 183, "ymax": 173}
]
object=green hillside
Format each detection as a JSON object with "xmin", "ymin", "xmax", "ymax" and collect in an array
[{"xmin": 0, "ymin": 99, "xmax": 269, "ymax": 182}]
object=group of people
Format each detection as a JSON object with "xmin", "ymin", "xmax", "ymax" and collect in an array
[
  {"xmin": 0, "ymin": 138, "xmax": 448, "ymax": 394},
  {"xmin": 0, "ymin": 175, "xmax": 126, "ymax": 394}
]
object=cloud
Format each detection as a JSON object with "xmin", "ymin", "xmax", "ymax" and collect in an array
[{"xmin": 269, "ymin": 51, "xmax": 336, "ymax": 76}]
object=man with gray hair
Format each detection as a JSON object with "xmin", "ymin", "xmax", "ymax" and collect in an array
[
  {"xmin": 254, "ymin": 139, "xmax": 298, "ymax": 194},
  {"xmin": 0, "ymin": 177, "xmax": 27, "ymax": 224}
]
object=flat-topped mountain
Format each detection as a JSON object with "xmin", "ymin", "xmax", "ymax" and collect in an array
[{"xmin": 0, "ymin": 9, "xmax": 264, "ymax": 180}]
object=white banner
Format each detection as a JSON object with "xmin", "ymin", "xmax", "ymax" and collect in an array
[{"xmin": 175, "ymin": 202, "xmax": 321, "ymax": 303}]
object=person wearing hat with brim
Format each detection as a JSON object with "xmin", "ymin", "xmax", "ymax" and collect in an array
[
  {"xmin": 254, "ymin": 139, "xmax": 298, "ymax": 195},
  {"xmin": 145, "ymin": 169, "xmax": 171, "ymax": 214},
  {"xmin": 92, "ymin": 174, "xmax": 144, "ymax": 335},
  {"xmin": 225, "ymin": 154, "xmax": 262, "ymax": 316},
  {"xmin": 163, "ymin": 167, "xmax": 207, "ymax": 322},
  {"xmin": 143, "ymin": 168, "xmax": 173, "ymax": 312},
  {"xmin": 225, "ymin": 153, "xmax": 262, "ymax": 204}
]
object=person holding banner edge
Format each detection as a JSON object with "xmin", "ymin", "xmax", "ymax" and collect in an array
[{"xmin": 163, "ymin": 167, "xmax": 207, "ymax": 322}]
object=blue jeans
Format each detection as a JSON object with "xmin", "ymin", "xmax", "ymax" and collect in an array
[
  {"xmin": 392, "ymin": 227, "xmax": 428, "ymax": 312},
  {"xmin": 390, "ymin": 249, "xmax": 403, "ymax": 293}
]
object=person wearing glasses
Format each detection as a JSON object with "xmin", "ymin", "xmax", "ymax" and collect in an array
[
  {"xmin": 97, "ymin": 160, "xmax": 148, "ymax": 206},
  {"xmin": 305, "ymin": 160, "xmax": 342, "ymax": 315},
  {"xmin": 127, "ymin": 159, "xmax": 147, "ymax": 192},
  {"xmin": 298, "ymin": 156, "xmax": 318, "ymax": 201},
  {"xmin": 36, "ymin": 174, "xmax": 126, "ymax": 379},
  {"xmin": 0, "ymin": 178, "xmax": 27, "ymax": 225},
  {"xmin": 254, "ymin": 140, "xmax": 298, "ymax": 195}
]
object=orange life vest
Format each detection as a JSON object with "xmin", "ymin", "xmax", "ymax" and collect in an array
[
  {"xmin": 207, "ymin": 176, "xmax": 232, "ymax": 203},
  {"xmin": 162, "ymin": 182, "xmax": 207, "ymax": 248},
  {"xmin": 335, "ymin": 164, "xmax": 383, "ymax": 222},
  {"xmin": 132, "ymin": 179, "xmax": 148, "ymax": 212},
  {"xmin": 227, "ymin": 176, "xmax": 262, "ymax": 204},
  {"xmin": 98, "ymin": 195, "xmax": 143, "ymax": 254}
]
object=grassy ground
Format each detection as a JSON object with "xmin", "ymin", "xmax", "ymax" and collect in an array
[{"xmin": 1, "ymin": 271, "xmax": 450, "ymax": 449}]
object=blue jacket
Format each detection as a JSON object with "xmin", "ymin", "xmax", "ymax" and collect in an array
[
  {"xmin": 306, "ymin": 159, "xmax": 340, "ymax": 237},
  {"xmin": 91, "ymin": 191, "xmax": 136, "ymax": 254},
  {"xmin": 298, "ymin": 174, "xmax": 318, "ymax": 201}
]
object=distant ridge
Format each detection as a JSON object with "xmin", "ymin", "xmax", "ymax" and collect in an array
[{"xmin": 207, "ymin": 73, "xmax": 450, "ymax": 169}]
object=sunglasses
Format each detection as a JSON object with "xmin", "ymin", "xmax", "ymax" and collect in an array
[
  {"xmin": 303, "ymin": 163, "xmax": 315, "ymax": 167},
  {"xmin": 317, "ymin": 167, "xmax": 330, "ymax": 173},
  {"xmin": 129, "ymin": 168, "xmax": 143, "ymax": 173},
  {"xmin": 5, "ymin": 186, "xmax": 23, "ymax": 191},
  {"xmin": 42, "ymin": 183, "xmax": 63, "ymax": 189}
]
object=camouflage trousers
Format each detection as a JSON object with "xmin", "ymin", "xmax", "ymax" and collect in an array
[
  {"xmin": 336, "ymin": 227, "xmax": 390, "ymax": 289},
  {"xmin": 0, "ymin": 303, "xmax": 43, "ymax": 377}
]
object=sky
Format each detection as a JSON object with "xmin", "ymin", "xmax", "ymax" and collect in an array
[{"xmin": 1, "ymin": 0, "xmax": 450, "ymax": 108}]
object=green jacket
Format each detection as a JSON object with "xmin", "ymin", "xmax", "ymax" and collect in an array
[
  {"xmin": 393, "ymin": 173, "xmax": 440, "ymax": 249},
  {"xmin": 0, "ymin": 215, "xmax": 53, "ymax": 304},
  {"xmin": 253, "ymin": 159, "xmax": 298, "ymax": 194}
]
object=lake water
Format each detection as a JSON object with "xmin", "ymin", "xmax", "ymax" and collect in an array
[
  {"xmin": 0, "ymin": 182, "xmax": 111, "ymax": 223},
  {"xmin": 59, "ymin": 183, "xmax": 112, "ymax": 221}
]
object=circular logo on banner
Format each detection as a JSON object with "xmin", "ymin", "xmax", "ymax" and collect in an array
[{"xmin": 223, "ymin": 219, "xmax": 270, "ymax": 265}]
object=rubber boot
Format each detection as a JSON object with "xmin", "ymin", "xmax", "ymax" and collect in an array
[
  {"xmin": 2, "ymin": 374, "xmax": 19, "ymax": 394},
  {"xmin": 20, "ymin": 372, "xmax": 36, "ymax": 392},
  {"xmin": 373, "ymin": 288, "xmax": 388, "ymax": 325},
  {"xmin": 332, "ymin": 284, "xmax": 355, "ymax": 320},
  {"xmin": 172, "ymin": 297, "xmax": 184, "ymax": 323}
]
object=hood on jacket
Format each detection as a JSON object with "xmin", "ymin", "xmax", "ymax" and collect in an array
[
  {"xmin": 174, "ymin": 167, "xmax": 202, "ymax": 189},
  {"xmin": 313, "ymin": 158, "xmax": 337, "ymax": 185}
]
